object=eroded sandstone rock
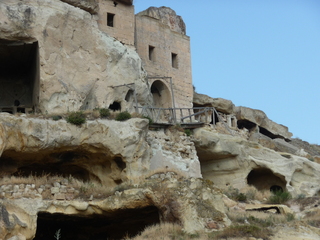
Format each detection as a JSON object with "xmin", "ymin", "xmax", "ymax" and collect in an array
[
  {"xmin": 0, "ymin": 0, "xmax": 152, "ymax": 115},
  {"xmin": 235, "ymin": 106, "xmax": 292, "ymax": 140},
  {"xmin": 0, "ymin": 113, "xmax": 151, "ymax": 185},
  {"xmin": 193, "ymin": 92, "xmax": 235, "ymax": 114},
  {"xmin": 0, "ymin": 177, "xmax": 230, "ymax": 239},
  {"xmin": 136, "ymin": 7, "xmax": 186, "ymax": 35},
  {"xmin": 193, "ymin": 126, "xmax": 320, "ymax": 197}
]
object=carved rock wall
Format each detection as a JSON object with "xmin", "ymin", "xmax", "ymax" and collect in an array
[{"xmin": 0, "ymin": 0, "xmax": 152, "ymax": 114}]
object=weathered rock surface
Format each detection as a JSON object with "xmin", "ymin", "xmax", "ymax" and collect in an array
[
  {"xmin": 147, "ymin": 128, "xmax": 201, "ymax": 178},
  {"xmin": 235, "ymin": 106, "xmax": 293, "ymax": 139},
  {"xmin": 0, "ymin": 177, "xmax": 230, "ymax": 239},
  {"xmin": 0, "ymin": 0, "xmax": 152, "ymax": 114},
  {"xmin": 0, "ymin": 113, "xmax": 151, "ymax": 185},
  {"xmin": 136, "ymin": 7, "xmax": 186, "ymax": 35},
  {"xmin": 60, "ymin": 0, "xmax": 99, "ymax": 14},
  {"xmin": 193, "ymin": 92, "xmax": 235, "ymax": 114},
  {"xmin": 193, "ymin": 126, "xmax": 320, "ymax": 197}
]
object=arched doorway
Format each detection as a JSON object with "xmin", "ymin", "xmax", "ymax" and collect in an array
[{"xmin": 150, "ymin": 80, "xmax": 171, "ymax": 109}]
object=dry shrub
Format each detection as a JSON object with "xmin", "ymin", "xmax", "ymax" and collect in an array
[
  {"xmin": 125, "ymin": 223, "xmax": 209, "ymax": 240},
  {"xmin": 304, "ymin": 208, "xmax": 320, "ymax": 228},
  {"xmin": 255, "ymin": 189, "xmax": 272, "ymax": 202},
  {"xmin": 127, "ymin": 168, "xmax": 187, "ymax": 186},
  {"xmin": 0, "ymin": 173, "xmax": 52, "ymax": 187},
  {"xmin": 226, "ymin": 211, "xmax": 288, "ymax": 228},
  {"xmin": 215, "ymin": 224, "xmax": 271, "ymax": 240}
]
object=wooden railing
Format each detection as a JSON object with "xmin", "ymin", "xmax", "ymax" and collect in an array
[
  {"xmin": 136, "ymin": 106, "xmax": 233, "ymax": 134},
  {"xmin": 136, "ymin": 106, "xmax": 219, "ymax": 124}
]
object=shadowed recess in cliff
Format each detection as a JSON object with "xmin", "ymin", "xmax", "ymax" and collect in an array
[
  {"xmin": 34, "ymin": 206, "xmax": 160, "ymax": 240},
  {"xmin": 0, "ymin": 40, "xmax": 39, "ymax": 114},
  {"xmin": 0, "ymin": 150, "xmax": 126, "ymax": 185},
  {"xmin": 247, "ymin": 168, "xmax": 287, "ymax": 192}
]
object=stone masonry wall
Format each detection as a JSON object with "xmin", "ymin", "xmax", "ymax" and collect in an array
[
  {"xmin": 135, "ymin": 8, "xmax": 193, "ymax": 112},
  {"xmin": 97, "ymin": 0, "xmax": 135, "ymax": 45}
]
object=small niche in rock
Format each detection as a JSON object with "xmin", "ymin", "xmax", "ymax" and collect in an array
[
  {"xmin": 113, "ymin": 156, "xmax": 126, "ymax": 171},
  {"xmin": 34, "ymin": 206, "xmax": 160, "ymax": 240},
  {"xmin": 109, "ymin": 101, "xmax": 121, "ymax": 111}
]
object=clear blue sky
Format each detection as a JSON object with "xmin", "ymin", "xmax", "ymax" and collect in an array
[{"xmin": 134, "ymin": 0, "xmax": 320, "ymax": 144}]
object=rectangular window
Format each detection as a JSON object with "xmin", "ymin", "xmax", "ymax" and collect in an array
[
  {"xmin": 149, "ymin": 45, "xmax": 155, "ymax": 61},
  {"xmin": 171, "ymin": 53, "xmax": 178, "ymax": 68},
  {"xmin": 107, "ymin": 13, "xmax": 115, "ymax": 27}
]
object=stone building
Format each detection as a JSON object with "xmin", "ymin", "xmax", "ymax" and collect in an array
[
  {"xmin": 135, "ymin": 7, "xmax": 193, "ymax": 111},
  {"xmin": 0, "ymin": 0, "xmax": 193, "ymax": 117}
]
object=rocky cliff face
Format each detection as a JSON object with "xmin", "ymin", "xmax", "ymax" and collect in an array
[
  {"xmin": 0, "ymin": 0, "xmax": 152, "ymax": 114},
  {"xmin": 1, "ymin": 1, "xmax": 320, "ymax": 239},
  {"xmin": 136, "ymin": 6, "xmax": 186, "ymax": 35}
]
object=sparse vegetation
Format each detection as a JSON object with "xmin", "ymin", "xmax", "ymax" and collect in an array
[
  {"xmin": 99, "ymin": 108, "xmax": 110, "ymax": 118},
  {"xmin": 116, "ymin": 111, "xmax": 131, "ymax": 121},
  {"xmin": 143, "ymin": 115, "xmax": 153, "ymax": 124},
  {"xmin": 52, "ymin": 115, "xmax": 62, "ymax": 121},
  {"xmin": 66, "ymin": 111, "xmax": 86, "ymax": 126},
  {"xmin": 224, "ymin": 187, "xmax": 248, "ymax": 202},
  {"xmin": 54, "ymin": 229, "xmax": 61, "ymax": 240},
  {"xmin": 268, "ymin": 190, "xmax": 292, "ymax": 204},
  {"xmin": 184, "ymin": 129, "xmax": 192, "ymax": 136}
]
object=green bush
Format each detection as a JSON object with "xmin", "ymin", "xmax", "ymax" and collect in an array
[
  {"xmin": 99, "ymin": 108, "xmax": 110, "ymax": 118},
  {"xmin": 184, "ymin": 129, "xmax": 192, "ymax": 136},
  {"xmin": 115, "ymin": 111, "xmax": 131, "ymax": 121},
  {"xmin": 66, "ymin": 111, "xmax": 86, "ymax": 126},
  {"xmin": 224, "ymin": 187, "xmax": 247, "ymax": 202},
  {"xmin": 143, "ymin": 116, "xmax": 153, "ymax": 124},
  {"xmin": 52, "ymin": 115, "xmax": 62, "ymax": 121},
  {"xmin": 268, "ymin": 190, "xmax": 292, "ymax": 204}
]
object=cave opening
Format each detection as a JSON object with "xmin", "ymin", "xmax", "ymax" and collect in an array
[
  {"xmin": 0, "ymin": 39, "xmax": 39, "ymax": 114},
  {"xmin": 0, "ymin": 150, "xmax": 107, "ymax": 183},
  {"xmin": 237, "ymin": 120, "xmax": 256, "ymax": 131},
  {"xmin": 259, "ymin": 126, "xmax": 284, "ymax": 140},
  {"xmin": 247, "ymin": 168, "xmax": 286, "ymax": 192},
  {"xmin": 109, "ymin": 101, "xmax": 121, "ymax": 111},
  {"xmin": 34, "ymin": 206, "xmax": 160, "ymax": 240}
]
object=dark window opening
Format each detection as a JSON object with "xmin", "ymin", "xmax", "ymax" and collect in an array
[
  {"xmin": 107, "ymin": 13, "xmax": 115, "ymax": 27},
  {"xmin": 0, "ymin": 40, "xmax": 39, "ymax": 114},
  {"xmin": 34, "ymin": 207, "xmax": 160, "ymax": 240},
  {"xmin": 109, "ymin": 101, "xmax": 121, "ymax": 111},
  {"xmin": 113, "ymin": 1, "xmax": 118, "ymax": 7},
  {"xmin": 171, "ymin": 53, "xmax": 178, "ymax": 68},
  {"xmin": 149, "ymin": 46, "xmax": 155, "ymax": 61}
]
